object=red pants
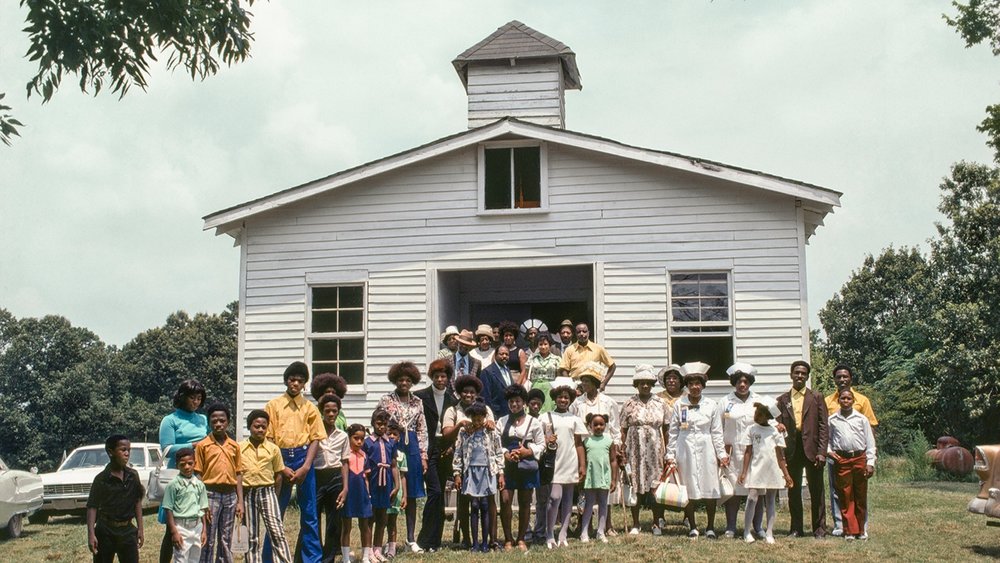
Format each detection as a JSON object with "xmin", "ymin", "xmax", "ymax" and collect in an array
[{"xmin": 833, "ymin": 454, "xmax": 868, "ymax": 535}]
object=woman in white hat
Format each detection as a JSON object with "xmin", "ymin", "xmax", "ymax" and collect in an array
[
  {"xmin": 620, "ymin": 364, "xmax": 670, "ymax": 535},
  {"xmin": 665, "ymin": 362, "xmax": 729, "ymax": 539},
  {"xmin": 470, "ymin": 324, "xmax": 495, "ymax": 366},
  {"xmin": 657, "ymin": 364, "xmax": 685, "ymax": 409},
  {"xmin": 438, "ymin": 326, "xmax": 461, "ymax": 359},
  {"xmin": 721, "ymin": 362, "xmax": 767, "ymax": 539}
]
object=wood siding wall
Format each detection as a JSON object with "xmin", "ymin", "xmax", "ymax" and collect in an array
[
  {"xmin": 466, "ymin": 59, "xmax": 565, "ymax": 129},
  {"xmin": 238, "ymin": 144, "xmax": 808, "ymax": 424}
]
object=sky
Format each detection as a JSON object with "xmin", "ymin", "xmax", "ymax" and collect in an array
[{"xmin": 0, "ymin": 1, "xmax": 997, "ymax": 346}]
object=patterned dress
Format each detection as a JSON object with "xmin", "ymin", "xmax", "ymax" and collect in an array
[
  {"xmin": 526, "ymin": 353, "xmax": 561, "ymax": 413},
  {"xmin": 620, "ymin": 394, "xmax": 669, "ymax": 493},
  {"xmin": 377, "ymin": 392, "xmax": 428, "ymax": 498}
]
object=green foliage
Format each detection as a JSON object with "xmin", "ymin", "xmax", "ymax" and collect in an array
[
  {"xmin": 903, "ymin": 431, "xmax": 937, "ymax": 482},
  {"xmin": 946, "ymin": 1, "xmax": 1000, "ymax": 161},
  {"xmin": 0, "ymin": 93, "xmax": 24, "ymax": 146},
  {"xmin": 0, "ymin": 303, "xmax": 237, "ymax": 471},
  {"xmin": 818, "ymin": 162, "xmax": 1000, "ymax": 449},
  {"xmin": 3, "ymin": 0, "xmax": 258, "ymax": 144}
]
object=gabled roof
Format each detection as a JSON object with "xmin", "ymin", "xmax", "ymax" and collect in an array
[
  {"xmin": 452, "ymin": 21, "xmax": 582, "ymax": 90},
  {"xmin": 203, "ymin": 118, "xmax": 841, "ymax": 238}
]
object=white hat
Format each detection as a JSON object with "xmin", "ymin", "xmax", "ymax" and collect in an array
[
  {"xmin": 440, "ymin": 325, "xmax": 460, "ymax": 344},
  {"xmin": 632, "ymin": 364, "xmax": 657, "ymax": 384},
  {"xmin": 679, "ymin": 361, "xmax": 711, "ymax": 378},
  {"xmin": 657, "ymin": 364, "xmax": 682, "ymax": 386},
  {"xmin": 726, "ymin": 362, "xmax": 757, "ymax": 377},
  {"xmin": 754, "ymin": 398, "xmax": 781, "ymax": 419}
]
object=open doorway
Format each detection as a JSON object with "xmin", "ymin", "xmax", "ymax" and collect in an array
[{"xmin": 437, "ymin": 264, "xmax": 595, "ymax": 344}]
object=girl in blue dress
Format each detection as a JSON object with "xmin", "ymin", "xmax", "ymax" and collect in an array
[
  {"xmin": 453, "ymin": 402, "xmax": 504, "ymax": 553},
  {"xmin": 339, "ymin": 424, "xmax": 373, "ymax": 563},
  {"xmin": 365, "ymin": 409, "xmax": 399, "ymax": 562}
]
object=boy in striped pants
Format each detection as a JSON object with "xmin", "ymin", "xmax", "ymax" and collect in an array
[{"xmin": 240, "ymin": 410, "xmax": 293, "ymax": 562}]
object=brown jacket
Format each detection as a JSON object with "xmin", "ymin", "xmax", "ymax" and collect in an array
[{"xmin": 776, "ymin": 388, "xmax": 829, "ymax": 462}]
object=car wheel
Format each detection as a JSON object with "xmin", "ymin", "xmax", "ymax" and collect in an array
[
  {"xmin": 5, "ymin": 514, "xmax": 23, "ymax": 539},
  {"xmin": 27, "ymin": 512, "xmax": 48, "ymax": 525}
]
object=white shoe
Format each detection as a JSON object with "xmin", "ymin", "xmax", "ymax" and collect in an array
[
  {"xmin": 598, "ymin": 534, "xmax": 608, "ymax": 544},
  {"xmin": 845, "ymin": 535, "xmax": 856, "ymax": 541},
  {"xmin": 688, "ymin": 529, "xmax": 699, "ymax": 539},
  {"xmin": 705, "ymin": 529, "xmax": 717, "ymax": 539},
  {"xmin": 628, "ymin": 527, "xmax": 640, "ymax": 535},
  {"xmin": 652, "ymin": 525, "xmax": 662, "ymax": 536},
  {"xmin": 765, "ymin": 535, "xmax": 775, "ymax": 545},
  {"xmin": 724, "ymin": 530, "xmax": 735, "ymax": 539},
  {"xmin": 546, "ymin": 539, "xmax": 556, "ymax": 550},
  {"xmin": 831, "ymin": 528, "xmax": 844, "ymax": 537},
  {"xmin": 857, "ymin": 533, "xmax": 869, "ymax": 540},
  {"xmin": 658, "ymin": 517, "xmax": 667, "ymax": 528},
  {"xmin": 744, "ymin": 533, "xmax": 755, "ymax": 544},
  {"xmin": 409, "ymin": 542, "xmax": 423, "ymax": 553},
  {"xmin": 558, "ymin": 539, "xmax": 569, "ymax": 547},
  {"xmin": 580, "ymin": 534, "xmax": 590, "ymax": 543}
]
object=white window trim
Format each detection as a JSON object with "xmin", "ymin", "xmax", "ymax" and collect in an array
[
  {"xmin": 306, "ymin": 281, "xmax": 368, "ymax": 394},
  {"xmin": 666, "ymin": 270, "xmax": 736, "ymax": 366},
  {"xmin": 477, "ymin": 140, "xmax": 549, "ymax": 215}
]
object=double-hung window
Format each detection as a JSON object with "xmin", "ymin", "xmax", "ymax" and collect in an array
[
  {"xmin": 668, "ymin": 272, "xmax": 734, "ymax": 380},
  {"xmin": 309, "ymin": 285, "xmax": 366, "ymax": 386}
]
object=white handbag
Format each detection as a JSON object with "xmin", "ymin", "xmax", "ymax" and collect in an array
[
  {"xmin": 231, "ymin": 518, "xmax": 250, "ymax": 555},
  {"xmin": 718, "ymin": 467, "xmax": 736, "ymax": 504},
  {"xmin": 146, "ymin": 447, "xmax": 178, "ymax": 502}
]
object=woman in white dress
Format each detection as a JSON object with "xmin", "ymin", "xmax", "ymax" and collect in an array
[
  {"xmin": 721, "ymin": 362, "xmax": 766, "ymax": 538},
  {"xmin": 665, "ymin": 362, "xmax": 730, "ymax": 539}
]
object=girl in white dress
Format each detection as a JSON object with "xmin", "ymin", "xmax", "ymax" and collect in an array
[
  {"xmin": 542, "ymin": 381, "xmax": 587, "ymax": 549},
  {"xmin": 737, "ymin": 402, "xmax": 793, "ymax": 544}
]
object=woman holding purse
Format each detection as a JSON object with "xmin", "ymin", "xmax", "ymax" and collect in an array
[
  {"xmin": 665, "ymin": 362, "xmax": 730, "ymax": 539},
  {"xmin": 496, "ymin": 384, "xmax": 545, "ymax": 551}
]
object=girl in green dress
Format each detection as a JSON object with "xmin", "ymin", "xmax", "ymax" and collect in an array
[{"xmin": 579, "ymin": 413, "xmax": 618, "ymax": 543}]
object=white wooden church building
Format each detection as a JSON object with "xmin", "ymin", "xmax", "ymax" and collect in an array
[{"xmin": 204, "ymin": 21, "xmax": 841, "ymax": 423}]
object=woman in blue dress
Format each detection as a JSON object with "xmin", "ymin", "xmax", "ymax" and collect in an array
[{"xmin": 157, "ymin": 379, "xmax": 209, "ymax": 563}]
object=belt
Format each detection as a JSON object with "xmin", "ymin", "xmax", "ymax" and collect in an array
[
  {"xmin": 835, "ymin": 449, "xmax": 865, "ymax": 459},
  {"xmin": 281, "ymin": 445, "xmax": 309, "ymax": 454},
  {"xmin": 205, "ymin": 483, "xmax": 237, "ymax": 493},
  {"xmin": 100, "ymin": 517, "xmax": 133, "ymax": 528},
  {"xmin": 174, "ymin": 517, "xmax": 201, "ymax": 525}
]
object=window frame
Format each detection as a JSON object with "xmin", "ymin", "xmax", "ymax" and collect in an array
[
  {"xmin": 667, "ymin": 271, "xmax": 735, "ymax": 378},
  {"xmin": 477, "ymin": 140, "xmax": 549, "ymax": 215},
  {"xmin": 306, "ymin": 282, "xmax": 368, "ymax": 392}
]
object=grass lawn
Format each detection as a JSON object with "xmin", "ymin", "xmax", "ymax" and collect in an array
[{"xmin": 4, "ymin": 467, "xmax": 998, "ymax": 562}]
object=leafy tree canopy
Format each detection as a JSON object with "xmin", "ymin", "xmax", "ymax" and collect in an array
[
  {"xmin": 2, "ymin": 0, "xmax": 258, "ymax": 146},
  {"xmin": 946, "ymin": 0, "xmax": 1000, "ymax": 161}
]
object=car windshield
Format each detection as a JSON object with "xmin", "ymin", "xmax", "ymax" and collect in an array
[{"xmin": 61, "ymin": 447, "xmax": 146, "ymax": 470}]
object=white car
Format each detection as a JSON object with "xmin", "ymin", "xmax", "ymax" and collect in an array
[
  {"xmin": 0, "ymin": 456, "xmax": 43, "ymax": 538},
  {"xmin": 32, "ymin": 442, "xmax": 161, "ymax": 524}
]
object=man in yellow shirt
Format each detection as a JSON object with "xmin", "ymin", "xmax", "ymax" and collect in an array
[
  {"xmin": 263, "ymin": 361, "xmax": 326, "ymax": 562},
  {"xmin": 557, "ymin": 322, "xmax": 617, "ymax": 390},
  {"xmin": 824, "ymin": 365, "xmax": 878, "ymax": 538}
]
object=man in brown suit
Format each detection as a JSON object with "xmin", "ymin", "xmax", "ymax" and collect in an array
[{"xmin": 776, "ymin": 360, "xmax": 829, "ymax": 538}]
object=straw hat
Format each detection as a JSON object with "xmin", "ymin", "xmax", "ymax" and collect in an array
[
  {"xmin": 574, "ymin": 361, "xmax": 607, "ymax": 385},
  {"xmin": 455, "ymin": 329, "xmax": 476, "ymax": 347},
  {"xmin": 474, "ymin": 324, "xmax": 494, "ymax": 341},
  {"xmin": 440, "ymin": 325, "xmax": 460, "ymax": 344}
]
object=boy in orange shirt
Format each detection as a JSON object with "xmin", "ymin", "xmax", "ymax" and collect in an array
[{"xmin": 194, "ymin": 403, "xmax": 244, "ymax": 562}]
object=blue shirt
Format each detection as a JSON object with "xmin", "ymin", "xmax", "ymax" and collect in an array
[{"xmin": 159, "ymin": 409, "xmax": 209, "ymax": 468}]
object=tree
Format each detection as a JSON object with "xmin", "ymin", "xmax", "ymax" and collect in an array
[
  {"xmin": 2, "ymin": 0, "xmax": 259, "ymax": 146},
  {"xmin": 817, "ymin": 246, "xmax": 932, "ymax": 384},
  {"xmin": 946, "ymin": 0, "xmax": 1000, "ymax": 161}
]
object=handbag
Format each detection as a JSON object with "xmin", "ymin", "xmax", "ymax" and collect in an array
[
  {"xmin": 718, "ymin": 467, "xmax": 736, "ymax": 504},
  {"xmin": 622, "ymin": 463, "xmax": 638, "ymax": 507},
  {"xmin": 146, "ymin": 446, "xmax": 178, "ymax": 502},
  {"xmin": 653, "ymin": 466, "xmax": 688, "ymax": 508},
  {"xmin": 512, "ymin": 418, "xmax": 539, "ymax": 472},
  {"xmin": 540, "ymin": 413, "xmax": 557, "ymax": 470},
  {"xmin": 231, "ymin": 517, "xmax": 249, "ymax": 555}
]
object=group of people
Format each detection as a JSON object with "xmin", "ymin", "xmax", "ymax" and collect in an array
[{"xmin": 83, "ymin": 318, "xmax": 879, "ymax": 563}]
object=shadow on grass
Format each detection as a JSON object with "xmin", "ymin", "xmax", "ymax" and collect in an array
[
  {"xmin": 1, "ymin": 529, "xmax": 41, "ymax": 542},
  {"xmin": 904, "ymin": 481, "xmax": 977, "ymax": 493},
  {"xmin": 967, "ymin": 545, "xmax": 1000, "ymax": 558}
]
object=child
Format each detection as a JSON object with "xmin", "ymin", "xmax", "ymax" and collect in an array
[
  {"xmin": 162, "ymin": 448, "xmax": 209, "ymax": 562},
  {"xmin": 264, "ymin": 361, "xmax": 325, "ymax": 562},
  {"xmin": 579, "ymin": 413, "xmax": 618, "ymax": 543},
  {"xmin": 338, "ymin": 424, "xmax": 373, "ymax": 563},
  {"xmin": 544, "ymin": 383, "xmax": 587, "ymax": 549},
  {"xmin": 738, "ymin": 402, "xmax": 793, "ymax": 544},
  {"xmin": 384, "ymin": 421, "xmax": 408, "ymax": 559},
  {"xmin": 194, "ymin": 403, "xmax": 244, "ymax": 562},
  {"xmin": 239, "ymin": 410, "xmax": 293, "ymax": 563},
  {"xmin": 315, "ymin": 395, "xmax": 348, "ymax": 562},
  {"xmin": 526, "ymin": 388, "xmax": 551, "ymax": 544},
  {"xmin": 452, "ymin": 401, "xmax": 504, "ymax": 553},
  {"xmin": 86, "ymin": 435, "xmax": 145, "ymax": 563},
  {"xmin": 827, "ymin": 389, "xmax": 877, "ymax": 540},
  {"xmin": 365, "ymin": 409, "xmax": 400, "ymax": 563}
]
